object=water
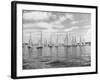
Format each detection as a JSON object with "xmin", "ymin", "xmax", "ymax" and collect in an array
[{"xmin": 23, "ymin": 45, "xmax": 91, "ymax": 69}]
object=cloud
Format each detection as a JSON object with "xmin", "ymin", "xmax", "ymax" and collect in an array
[
  {"xmin": 64, "ymin": 27, "xmax": 78, "ymax": 32},
  {"xmin": 65, "ymin": 13, "xmax": 74, "ymax": 20},
  {"xmin": 23, "ymin": 11, "xmax": 52, "ymax": 21},
  {"xmin": 71, "ymin": 21, "xmax": 79, "ymax": 24},
  {"xmin": 47, "ymin": 13, "xmax": 74, "ymax": 29},
  {"xmin": 53, "ymin": 25, "xmax": 64, "ymax": 29},
  {"xmin": 24, "ymin": 21, "xmax": 65, "ymax": 30},
  {"xmin": 23, "ymin": 11, "xmax": 75, "ymax": 31},
  {"xmin": 51, "ymin": 22, "xmax": 64, "ymax": 29},
  {"xmin": 36, "ymin": 22, "xmax": 52, "ymax": 28},
  {"xmin": 83, "ymin": 25, "xmax": 91, "ymax": 29},
  {"xmin": 53, "ymin": 13, "xmax": 74, "ymax": 24},
  {"xmin": 23, "ymin": 22, "xmax": 51, "ymax": 30},
  {"xmin": 23, "ymin": 11, "xmax": 80, "ymax": 31},
  {"xmin": 54, "ymin": 16, "xmax": 66, "ymax": 24}
]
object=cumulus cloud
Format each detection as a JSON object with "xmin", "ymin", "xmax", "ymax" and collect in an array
[
  {"xmin": 51, "ymin": 22, "xmax": 64, "ymax": 29},
  {"xmin": 23, "ymin": 11, "xmax": 75, "ymax": 31},
  {"xmin": 23, "ymin": 11, "xmax": 52, "ymax": 21},
  {"xmin": 71, "ymin": 21, "xmax": 79, "ymax": 24},
  {"xmin": 83, "ymin": 25, "xmax": 91, "ymax": 29},
  {"xmin": 48, "ymin": 13, "xmax": 74, "ymax": 29},
  {"xmin": 53, "ymin": 13, "xmax": 74, "ymax": 24},
  {"xmin": 53, "ymin": 25, "xmax": 64, "ymax": 29},
  {"xmin": 36, "ymin": 22, "xmax": 52, "ymax": 28},
  {"xmin": 65, "ymin": 13, "xmax": 74, "ymax": 20},
  {"xmin": 64, "ymin": 27, "xmax": 78, "ymax": 32},
  {"xmin": 54, "ymin": 16, "xmax": 66, "ymax": 24},
  {"xmin": 23, "ymin": 20, "xmax": 65, "ymax": 31},
  {"xmin": 23, "ymin": 22, "xmax": 51, "ymax": 30},
  {"xmin": 23, "ymin": 11, "xmax": 90, "ymax": 33}
]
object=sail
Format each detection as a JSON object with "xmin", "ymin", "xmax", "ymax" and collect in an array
[
  {"xmin": 49, "ymin": 33, "xmax": 52, "ymax": 45},
  {"xmin": 72, "ymin": 36, "xmax": 77, "ymax": 45},
  {"xmin": 79, "ymin": 36, "xmax": 83, "ymax": 45},
  {"xmin": 64, "ymin": 33, "xmax": 68, "ymax": 45},
  {"xmin": 28, "ymin": 32, "xmax": 33, "ymax": 47},
  {"xmin": 56, "ymin": 33, "xmax": 59, "ymax": 46}
]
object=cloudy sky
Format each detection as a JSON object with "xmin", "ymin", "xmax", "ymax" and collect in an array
[{"xmin": 22, "ymin": 10, "xmax": 91, "ymax": 43}]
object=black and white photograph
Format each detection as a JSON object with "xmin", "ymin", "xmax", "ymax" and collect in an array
[
  {"xmin": 11, "ymin": 1, "xmax": 97, "ymax": 79},
  {"xmin": 22, "ymin": 10, "xmax": 91, "ymax": 69}
]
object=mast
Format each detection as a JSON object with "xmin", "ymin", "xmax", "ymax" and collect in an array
[
  {"xmin": 64, "ymin": 33, "xmax": 68, "ymax": 46},
  {"xmin": 50, "ymin": 33, "xmax": 52, "ymax": 45},
  {"xmin": 28, "ymin": 32, "xmax": 33, "ymax": 48},
  {"xmin": 72, "ymin": 35, "xmax": 77, "ymax": 46},
  {"xmin": 55, "ymin": 33, "xmax": 59, "ymax": 47},
  {"xmin": 80, "ymin": 36, "xmax": 82, "ymax": 46},
  {"xmin": 29, "ymin": 32, "xmax": 31, "ymax": 43},
  {"xmin": 46, "ymin": 40, "xmax": 48, "ymax": 46},
  {"xmin": 72, "ymin": 36, "xmax": 74, "ymax": 45},
  {"xmin": 82, "ymin": 36, "xmax": 85, "ymax": 45},
  {"xmin": 38, "ymin": 31, "xmax": 42, "ymax": 45},
  {"xmin": 37, "ymin": 31, "xmax": 43, "ymax": 49},
  {"xmin": 75, "ymin": 36, "xmax": 77, "ymax": 45},
  {"xmin": 68, "ymin": 32, "xmax": 71, "ymax": 46},
  {"xmin": 40, "ymin": 31, "xmax": 42, "ymax": 45},
  {"xmin": 56, "ymin": 33, "xmax": 59, "ymax": 45}
]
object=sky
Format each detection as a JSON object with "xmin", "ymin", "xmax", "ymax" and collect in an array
[{"xmin": 22, "ymin": 10, "xmax": 91, "ymax": 43}]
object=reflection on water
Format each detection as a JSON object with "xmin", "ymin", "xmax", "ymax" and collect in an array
[{"xmin": 23, "ymin": 46, "xmax": 91, "ymax": 69}]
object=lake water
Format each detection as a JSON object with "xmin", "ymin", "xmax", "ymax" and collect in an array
[{"xmin": 23, "ymin": 45, "xmax": 91, "ymax": 69}]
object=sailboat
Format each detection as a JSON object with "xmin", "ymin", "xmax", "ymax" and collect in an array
[
  {"xmin": 82, "ymin": 37, "xmax": 86, "ymax": 46},
  {"xmin": 64, "ymin": 33, "xmax": 68, "ymax": 47},
  {"xmin": 64, "ymin": 32, "xmax": 72, "ymax": 47},
  {"xmin": 44, "ymin": 40, "xmax": 47, "ymax": 47},
  {"xmin": 28, "ymin": 32, "xmax": 33, "ymax": 48},
  {"xmin": 48, "ymin": 33, "xmax": 53, "ymax": 48},
  {"xmin": 79, "ymin": 36, "xmax": 84, "ymax": 46},
  {"xmin": 72, "ymin": 36, "xmax": 77, "ymax": 47},
  {"xmin": 37, "ymin": 31, "xmax": 43, "ymax": 49},
  {"xmin": 55, "ymin": 33, "xmax": 59, "ymax": 48}
]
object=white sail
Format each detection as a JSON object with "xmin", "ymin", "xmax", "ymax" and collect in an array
[
  {"xmin": 64, "ymin": 33, "xmax": 68, "ymax": 46},
  {"xmin": 28, "ymin": 32, "xmax": 33, "ymax": 48}
]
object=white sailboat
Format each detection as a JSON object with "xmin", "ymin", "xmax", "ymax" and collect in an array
[
  {"xmin": 55, "ymin": 33, "xmax": 59, "ymax": 48},
  {"xmin": 28, "ymin": 32, "xmax": 33, "ymax": 48},
  {"xmin": 44, "ymin": 39, "xmax": 47, "ymax": 47},
  {"xmin": 48, "ymin": 33, "xmax": 53, "ymax": 48},
  {"xmin": 64, "ymin": 33, "xmax": 68, "ymax": 47},
  {"xmin": 79, "ymin": 36, "xmax": 84, "ymax": 46},
  {"xmin": 72, "ymin": 36, "xmax": 77, "ymax": 47},
  {"xmin": 64, "ymin": 32, "xmax": 72, "ymax": 47},
  {"xmin": 37, "ymin": 31, "xmax": 43, "ymax": 49}
]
